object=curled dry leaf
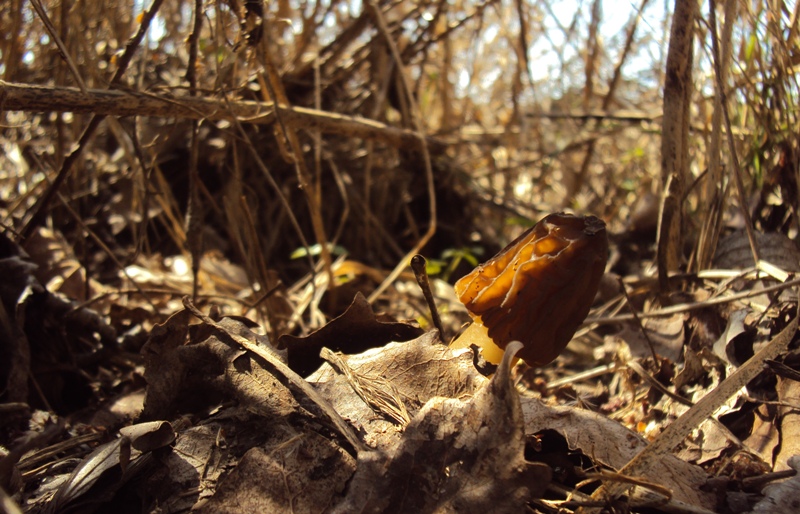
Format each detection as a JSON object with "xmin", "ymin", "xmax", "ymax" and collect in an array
[
  {"xmin": 119, "ymin": 421, "xmax": 175, "ymax": 453},
  {"xmin": 279, "ymin": 292, "xmax": 424, "ymax": 376},
  {"xmin": 45, "ymin": 436, "xmax": 153, "ymax": 514},
  {"xmin": 140, "ymin": 309, "xmax": 298, "ymax": 421},
  {"xmin": 196, "ymin": 431, "xmax": 356, "ymax": 514},
  {"xmin": 310, "ymin": 331, "xmax": 483, "ymax": 449},
  {"xmin": 328, "ymin": 342, "xmax": 550, "ymax": 514},
  {"xmin": 521, "ymin": 398, "xmax": 716, "ymax": 510},
  {"xmin": 453, "ymin": 212, "xmax": 608, "ymax": 366}
]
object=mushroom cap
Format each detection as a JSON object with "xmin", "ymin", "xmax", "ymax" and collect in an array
[{"xmin": 454, "ymin": 213, "xmax": 608, "ymax": 366}]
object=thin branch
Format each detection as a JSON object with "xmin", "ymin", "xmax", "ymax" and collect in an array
[{"xmin": 0, "ymin": 81, "xmax": 437, "ymax": 151}]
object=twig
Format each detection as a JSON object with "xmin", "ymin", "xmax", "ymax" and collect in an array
[
  {"xmin": 585, "ymin": 274, "xmax": 800, "ymax": 324},
  {"xmin": 410, "ymin": 254, "xmax": 446, "ymax": 340},
  {"xmin": 0, "ymin": 81, "xmax": 438, "ymax": 151},
  {"xmin": 185, "ymin": 0, "xmax": 204, "ymax": 300}
]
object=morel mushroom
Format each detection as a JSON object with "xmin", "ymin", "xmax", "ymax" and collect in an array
[{"xmin": 451, "ymin": 213, "xmax": 608, "ymax": 367}]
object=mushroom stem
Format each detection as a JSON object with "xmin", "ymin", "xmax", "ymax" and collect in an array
[{"xmin": 450, "ymin": 321, "xmax": 510, "ymax": 366}]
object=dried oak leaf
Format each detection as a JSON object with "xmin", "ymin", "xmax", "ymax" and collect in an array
[
  {"xmin": 329, "ymin": 343, "xmax": 551, "ymax": 514},
  {"xmin": 197, "ymin": 430, "xmax": 355, "ymax": 514},
  {"xmin": 522, "ymin": 398, "xmax": 716, "ymax": 510},
  {"xmin": 279, "ymin": 292, "xmax": 423, "ymax": 376},
  {"xmin": 141, "ymin": 309, "xmax": 297, "ymax": 421},
  {"xmin": 310, "ymin": 331, "xmax": 483, "ymax": 449}
]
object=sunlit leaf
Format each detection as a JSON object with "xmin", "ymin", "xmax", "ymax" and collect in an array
[
  {"xmin": 425, "ymin": 259, "xmax": 445, "ymax": 276},
  {"xmin": 745, "ymin": 34, "xmax": 757, "ymax": 64},
  {"xmin": 290, "ymin": 243, "xmax": 347, "ymax": 260}
]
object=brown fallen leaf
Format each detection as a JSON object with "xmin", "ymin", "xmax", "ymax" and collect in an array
[
  {"xmin": 521, "ymin": 397, "xmax": 716, "ymax": 510},
  {"xmin": 773, "ymin": 376, "xmax": 800, "ymax": 472},
  {"xmin": 140, "ymin": 308, "xmax": 298, "ymax": 421},
  {"xmin": 196, "ymin": 430, "xmax": 356, "ymax": 514},
  {"xmin": 328, "ymin": 343, "xmax": 551, "ymax": 514},
  {"xmin": 279, "ymin": 292, "xmax": 423, "ymax": 376},
  {"xmin": 309, "ymin": 331, "xmax": 483, "ymax": 449}
]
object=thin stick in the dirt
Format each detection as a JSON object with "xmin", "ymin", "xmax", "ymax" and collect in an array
[
  {"xmin": 181, "ymin": 297, "xmax": 366, "ymax": 454},
  {"xmin": 410, "ymin": 254, "xmax": 446, "ymax": 340},
  {"xmin": 185, "ymin": 0, "xmax": 203, "ymax": 300}
]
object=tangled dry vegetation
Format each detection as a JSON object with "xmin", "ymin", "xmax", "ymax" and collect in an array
[{"xmin": 2, "ymin": 0, "xmax": 800, "ymax": 512}]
